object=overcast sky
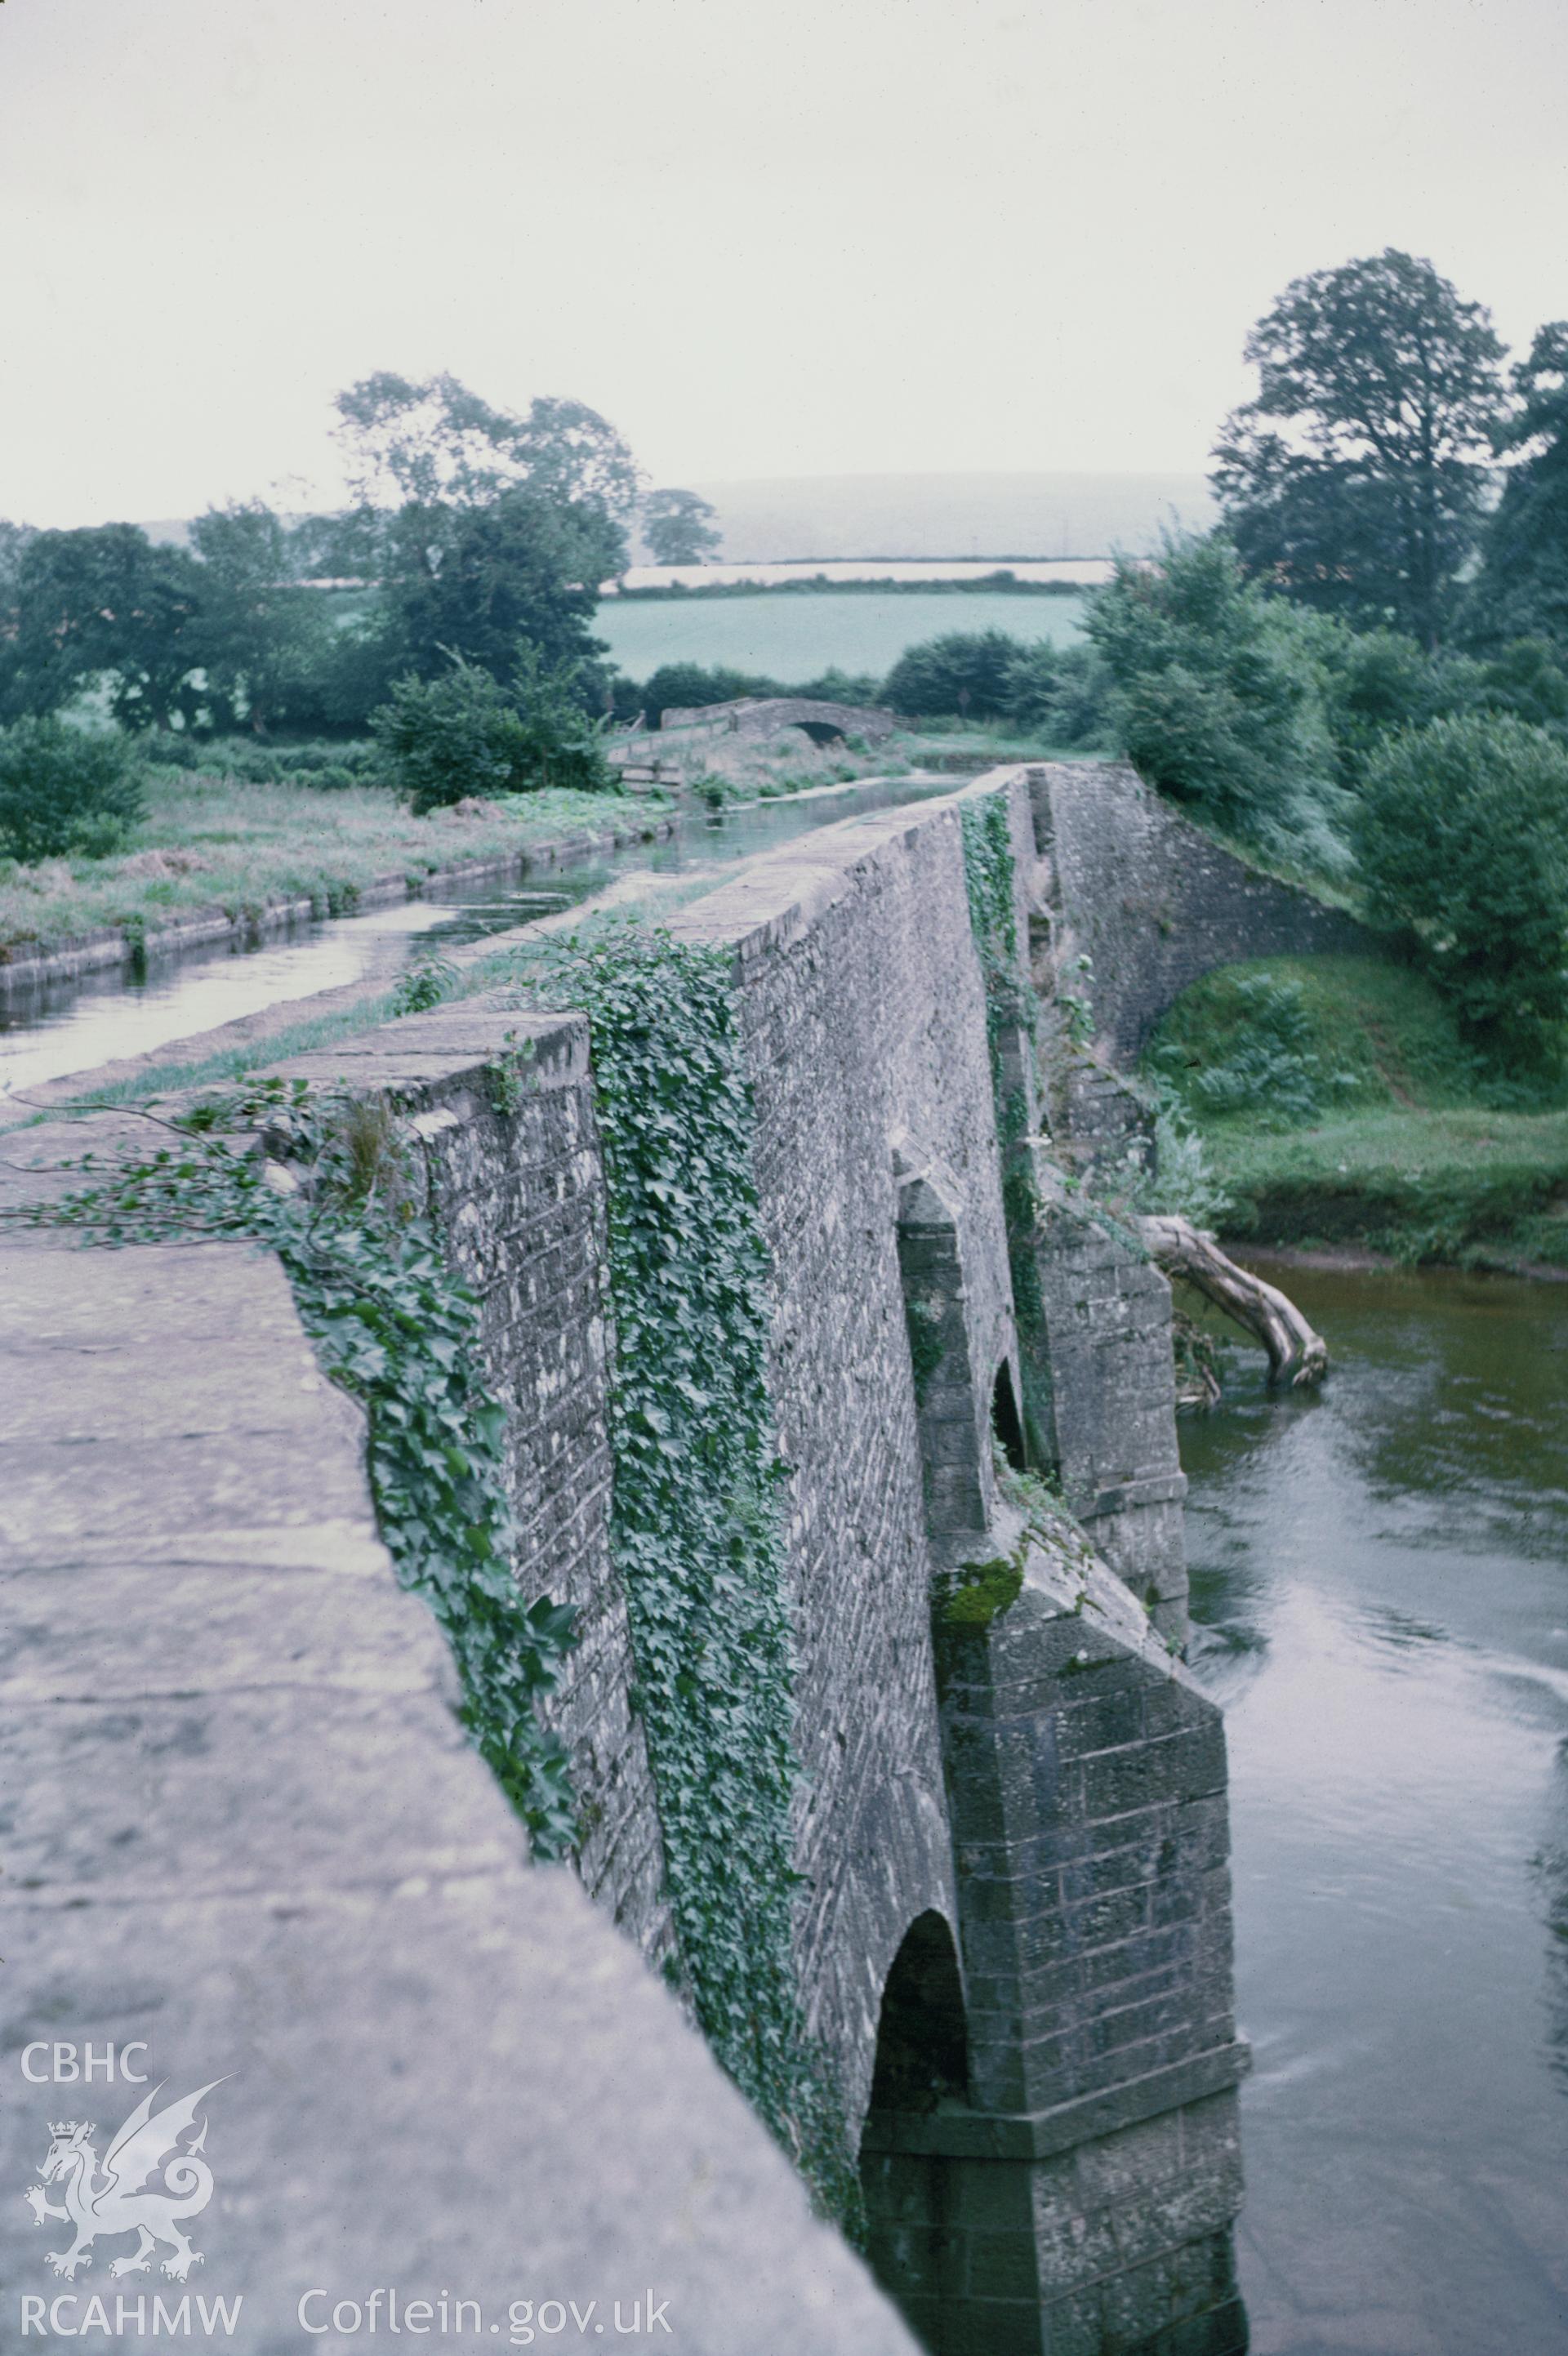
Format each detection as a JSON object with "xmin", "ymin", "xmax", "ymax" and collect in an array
[{"xmin": 1, "ymin": 0, "xmax": 1563, "ymax": 526}]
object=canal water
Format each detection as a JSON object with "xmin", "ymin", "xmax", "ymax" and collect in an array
[
  {"xmin": 1181, "ymin": 1265, "xmax": 1568, "ymax": 2355},
  {"xmin": 0, "ymin": 775, "xmax": 954, "ymax": 1098}
]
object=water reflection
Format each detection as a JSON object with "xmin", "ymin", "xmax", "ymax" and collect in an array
[{"xmin": 1181, "ymin": 1265, "xmax": 1568, "ymax": 2354}]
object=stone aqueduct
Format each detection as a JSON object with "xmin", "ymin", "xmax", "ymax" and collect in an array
[{"xmin": 2, "ymin": 765, "xmax": 1358, "ymax": 2354}]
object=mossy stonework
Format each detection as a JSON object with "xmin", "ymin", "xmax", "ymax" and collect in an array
[{"xmin": 2, "ymin": 767, "xmax": 1285, "ymax": 2354}]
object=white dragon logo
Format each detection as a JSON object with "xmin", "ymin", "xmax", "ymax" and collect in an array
[{"xmin": 23, "ymin": 2079, "xmax": 226, "ymax": 2282}]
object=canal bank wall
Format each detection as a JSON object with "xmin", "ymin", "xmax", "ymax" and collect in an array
[{"xmin": 0, "ymin": 802, "xmax": 684, "ymax": 1000}]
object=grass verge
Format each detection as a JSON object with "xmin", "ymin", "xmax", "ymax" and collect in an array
[
  {"xmin": 0, "ymin": 773, "xmax": 668, "ymax": 961},
  {"xmin": 1144, "ymin": 954, "xmax": 1568, "ymax": 1268}
]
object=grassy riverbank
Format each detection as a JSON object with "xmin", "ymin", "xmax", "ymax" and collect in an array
[
  {"xmin": 1145, "ymin": 955, "xmax": 1568, "ymax": 1269},
  {"xmin": 0, "ymin": 772, "xmax": 673, "ymax": 963}
]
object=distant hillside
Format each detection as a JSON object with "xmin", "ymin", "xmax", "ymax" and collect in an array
[
  {"xmin": 137, "ymin": 470, "xmax": 1215, "ymax": 568},
  {"xmin": 681, "ymin": 472, "xmax": 1214, "ymax": 563}
]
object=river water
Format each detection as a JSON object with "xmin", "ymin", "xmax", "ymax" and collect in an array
[
  {"xmin": 0, "ymin": 775, "xmax": 955, "ymax": 1098},
  {"xmin": 1181, "ymin": 1265, "xmax": 1568, "ymax": 2355}
]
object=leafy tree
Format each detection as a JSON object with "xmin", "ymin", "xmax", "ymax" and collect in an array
[
  {"xmin": 287, "ymin": 505, "xmax": 388, "ymax": 583},
  {"xmin": 1317, "ymin": 622, "xmax": 1568, "ymax": 782},
  {"xmin": 881, "ymin": 630, "xmax": 1024, "ymax": 720},
  {"xmin": 510, "ymin": 396, "xmax": 642, "ymax": 526},
  {"xmin": 186, "ymin": 501, "xmax": 335, "ymax": 735},
  {"xmin": 333, "ymin": 372, "xmax": 641, "ymax": 528},
  {"xmin": 999, "ymin": 639, "xmax": 1061, "ymax": 729},
  {"xmin": 380, "ymin": 488, "xmax": 619, "ymax": 696},
  {"xmin": 642, "ymin": 488, "xmax": 722, "ymax": 566},
  {"xmin": 1087, "ymin": 535, "xmax": 1341, "ymax": 854},
  {"xmin": 0, "ymin": 718, "xmax": 144, "ymax": 861},
  {"xmin": 0, "ymin": 525, "xmax": 205, "ymax": 728},
  {"xmin": 1468, "ymin": 636, "xmax": 1568, "ymax": 735},
  {"xmin": 276, "ymin": 612, "xmax": 410, "ymax": 740},
  {"xmin": 1471, "ymin": 322, "xmax": 1568, "ymax": 654},
  {"xmin": 0, "ymin": 519, "xmax": 35, "ymax": 600},
  {"xmin": 1353, "ymin": 713, "xmax": 1568, "ymax": 1063},
  {"xmin": 1213, "ymin": 249, "xmax": 1509, "ymax": 648},
  {"xmin": 1315, "ymin": 626, "xmax": 1465, "ymax": 783},
  {"xmin": 507, "ymin": 644, "xmax": 615, "ymax": 793}
]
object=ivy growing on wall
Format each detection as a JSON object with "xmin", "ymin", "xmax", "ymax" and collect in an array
[
  {"xmin": 501, "ymin": 927, "xmax": 861, "ymax": 2229},
  {"xmin": 960, "ymin": 787, "xmax": 1018, "ymax": 969},
  {"xmin": 6, "ymin": 1082, "xmax": 578, "ymax": 1857},
  {"xmin": 16, "ymin": 924, "xmax": 863, "ymax": 2225}
]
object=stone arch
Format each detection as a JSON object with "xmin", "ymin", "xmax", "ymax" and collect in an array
[
  {"xmin": 991, "ymin": 1358, "xmax": 1027, "ymax": 1473},
  {"xmin": 792, "ymin": 718, "xmax": 847, "ymax": 746},
  {"xmin": 866, "ymin": 1908, "xmax": 969, "ymax": 2114},
  {"xmin": 858, "ymin": 1911, "xmax": 969, "ymax": 2348}
]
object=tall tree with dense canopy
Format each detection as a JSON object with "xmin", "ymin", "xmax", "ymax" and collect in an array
[
  {"xmin": 1470, "ymin": 322, "xmax": 1568, "ymax": 655},
  {"xmin": 642, "ymin": 488, "xmax": 722, "ymax": 565},
  {"xmin": 0, "ymin": 524, "xmax": 205, "ymax": 728},
  {"xmin": 1086, "ymin": 534, "xmax": 1339, "ymax": 852},
  {"xmin": 383, "ymin": 488, "xmax": 619, "ymax": 694},
  {"xmin": 1213, "ymin": 250, "xmax": 1508, "ymax": 648},
  {"xmin": 317, "ymin": 372, "xmax": 640, "ymax": 717},
  {"xmin": 332, "ymin": 372, "xmax": 642, "ymax": 532},
  {"xmin": 187, "ymin": 501, "xmax": 334, "ymax": 734}
]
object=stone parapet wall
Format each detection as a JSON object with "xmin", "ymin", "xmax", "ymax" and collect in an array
[
  {"xmin": 669, "ymin": 795, "xmax": 1013, "ymax": 2105},
  {"xmin": 262, "ymin": 1005, "xmax": 675, "ymax": 1967},
  {"xmin": 2, "ymin": 767, "xmax": 1253, "ymax": 2356},
  {"xmin": 1030, "ymin": 759, "xmax": 1369, "ymax": 1062},
  {"xmin": 0, "ymin": 1113, "xmax": 912, "ymax": 2354}
]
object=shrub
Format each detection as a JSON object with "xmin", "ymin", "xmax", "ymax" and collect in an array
[
  {"xmin": 789, "ymin": 666, "xmax": 884, "ymax": 706},
  {"xmin": 372, "ymin": 652, "xmax": 613, "ymax": 813},
  {"xmin": 641, "ymin": 661, "xmax": 782, "ymax": 725},
  {"xmin": 372, "ymin": 661, "xmax": 531, "ymax": 812},
  {"xmin": 1148, "ymin": 973, "xmax": 1335, "ymax": 1129},
  {"xmin": 1000, "ymin": 640, "xmax": 1062, "ymax": 730},
  {"xmin": 1468, "ymin": 637, "xmax": 1568, "ymax": 737},
  {"xmin": 508, "ymin": 644, "xmax": 615, "ymax": 795},
  {"xmin": 1028, "ymin": 643, "xmax": 1117, "ymax": 747},
  {"xmin": 1354, "ymin": 713, "xmax": 1568, "ymax": 1064},
  {"xmin": 168, "ymin": 735, "xmax": 380, "ymax": 787},
  {"xmin": 0, "ymin": 719, "xmax": 144, "ymax": 862},
  {"xmin": 140, "ymin": 728, "xmax": 204, "ymax": 772},
  {"xmin": 881, "ymin": 630, "xmax": 1022, "ymax": 720},
  {"xmin": 1317, "ymin": 627, "xmax": 1461, "ymax": 784}
]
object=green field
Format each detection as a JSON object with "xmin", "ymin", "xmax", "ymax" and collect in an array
[{"xmin": 594, "ymin": 589, "xmax": 1089, "ymax": 684}]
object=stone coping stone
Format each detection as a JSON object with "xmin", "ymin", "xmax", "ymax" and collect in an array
[{"xmin": 667, "ymin": 768, "xmax": 1026, "ymax": 964}]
